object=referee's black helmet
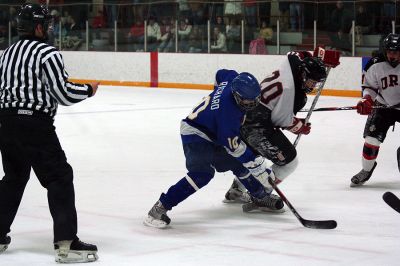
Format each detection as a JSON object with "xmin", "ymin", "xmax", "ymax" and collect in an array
[{"xmin": 17, "ymin": 3, "xmax": 53, "ymax": 38}]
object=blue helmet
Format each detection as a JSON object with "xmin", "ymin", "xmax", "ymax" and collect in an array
[{"xmin": 231, "ymin": 72, "xmax": 261, "ymax": 111}]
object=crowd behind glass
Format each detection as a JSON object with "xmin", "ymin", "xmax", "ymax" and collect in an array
[{"xmin": 0, "ymin": 0, "xmax": 399, "ymax": 56}]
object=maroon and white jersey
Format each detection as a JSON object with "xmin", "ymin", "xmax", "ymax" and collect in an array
[
  {"xmin": 363, "ymin": 56, "xmax": 400, "ymax": 110},
  {"xmin": 259, "ymin": 51, "xmax": 311, "ymax": 128}
]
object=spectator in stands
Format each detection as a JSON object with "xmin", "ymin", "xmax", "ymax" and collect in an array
[
  {"xmin": 328, "ymin": 1, "xmax": 352, "ymax": 53},
  {"xmin": 211, "ymin": 26, "xmax": 227, "ymax": 53},
  {"xmin": 244, "ymin": 0, "xmax": 257, "ymax": 27},
  {"xmin": 50, "ymin": 9, "xmax": 68, "ymax": 47},
  {"xmin": 259, "ymin": 20, "xmax": 273, "ymax": 45},
  {"xmin": 163, "ymin": 19, "xmax": 177, "ymax": 52},
  {"xmin": 147, "ymin": 16, "xmax": 161, "ymax": 52},
  {"xmin": 90, "ymin": 9, "xmax": 107, "ymax": 48},
  {"xmin": 188, "ymin": 26, "xmax": 204, "ymax": 53},
  {"xmin": 289, "ymin": 1, "xmax": 304, "ymax": 32},
  {"xmin": 66, "ymin": 15, "xmax": 81, "ymax": 37},
  {"xmin": 64, "ymin": 15, "xmax": 83, "ymax": 50},
  {"xmin": 226, "ymin": 18, "xmax": 241, "ymax": 53},
  {"xmin": 127, "ymin": 18, "xmax": 144, "ymax": 51},
  {"xmin": 178, "ymin": 18, "xmax": 192, "ymax": 52},
  {"xmin": 92, "ymin": 10, "xmax": 106, "ymax": 29},
  {"xmin": 353, "ymin": 4, "xmax": 371, "ymax": 45},
  {"xmin": 214, "ymin": 15, "xmax": 226, "ymax": 33},
  {"xmin": 355, "ymin": 4, "xmax": 370, "ymax": 34},
  {"xmin": 158, "ymin": 17, "xmax": 172, "ymax": 52}
]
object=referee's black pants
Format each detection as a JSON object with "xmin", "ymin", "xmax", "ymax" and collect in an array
[{"xmin": 0, "ymin": 115, "xmax": 77, "ymax": 242}]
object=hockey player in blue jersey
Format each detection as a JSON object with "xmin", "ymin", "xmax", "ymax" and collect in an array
[{"xmin": 144, "ymin": 70, "xmax": 283, "ymax": 228}]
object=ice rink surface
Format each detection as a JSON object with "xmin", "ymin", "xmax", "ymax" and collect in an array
[{"xmin": 0, "ymin": 86, "xmax": 399, "ymax": 266}]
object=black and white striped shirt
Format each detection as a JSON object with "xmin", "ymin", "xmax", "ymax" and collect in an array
[{"xmin": 0, "ymin": 36, "xmax": 93, "ymax": 118}]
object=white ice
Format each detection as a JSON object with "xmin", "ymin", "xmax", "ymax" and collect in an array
[{"xmin": 0, "ymin": 86, "xmax": 399, "ymax": 266}]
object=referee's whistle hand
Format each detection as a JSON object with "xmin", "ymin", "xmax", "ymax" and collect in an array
[{"xmin": 89, "ymin": 81, "xmax": 100, "ymax": 96}]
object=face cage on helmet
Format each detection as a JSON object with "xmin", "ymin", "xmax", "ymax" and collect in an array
[
  {"xmin": 385, "ymin": 49, "xmax": 400, "ymax": 67},
  {"xmin": 303, "ymin": 79, "xmax": 322, "ymax": 93},
  {"xmin": 233, "ymin": 91, "xmax": 261, "ymax": 112}
]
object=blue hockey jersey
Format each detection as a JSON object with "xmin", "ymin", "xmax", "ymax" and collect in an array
[{"xmin": 180, "ymin": 69, "xmax": 256, "ymax": 164}]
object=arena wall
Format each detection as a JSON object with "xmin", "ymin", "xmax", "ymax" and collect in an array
[{"xmin": 63, "ymin": 52, "xmax": 362, "ymax": 97}]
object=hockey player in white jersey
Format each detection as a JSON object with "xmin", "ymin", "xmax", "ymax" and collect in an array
[
  {"xmin": 224, "ymin": 51, "xmax": 327, "ymax": 203},
  {"xmin": 350, "ymin": 33, "xmax": 400, "ymax": 187}
]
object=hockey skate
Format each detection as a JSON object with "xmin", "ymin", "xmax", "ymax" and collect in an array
[
  {"xmin": 223, "ymin": 180, "xmax": 251, "ymax": 203},
  {"xmin": 242, "ymin": 193, "xmax": 285, "ymax": 213},
  {"xmin": 0, "ymin": 235, "xmax": 11, "ymax": 253},
  {"xmin": 143, "ymin": 200, "xmax": 171, "ymax": 229},
  {"xmin": 54, "ymin": 238, "xmax": 98, "ymax": 263},
  {"xmin": 350, "ymin": 162, "xmax": 377, "ymax": 187}
]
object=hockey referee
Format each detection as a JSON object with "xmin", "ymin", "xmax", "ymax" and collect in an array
[{"xmin": 0, "ymin": 3, "xmax": 98, "ymax": 263}]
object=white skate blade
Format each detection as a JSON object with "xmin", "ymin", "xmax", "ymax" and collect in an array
[
  {"xmin": 222, "ymin": 198, "xmax": 247, "ymax": 204},
  {"xmin": 242, "ymin": 203, "xmax": 285, "ymax": 213},
  {"xmin": 257, "ymin": 206, "xmax": 285, "ymax": 213},
  {"xmin": 55, "ymin": 250, "xmax": 98, "ymax": 263},
  {"xmin": 143, "ymin": 215, "xmax": 169, "ymax": 229},
  {"xmin": 0, "ymin": 244, "xmax": 8, "ymax": 253},
  {"xmin": 350, "ymin": 182, "xmax": 365, "ymax": 187}
]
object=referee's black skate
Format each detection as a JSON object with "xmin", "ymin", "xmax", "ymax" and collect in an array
[
  {"xmin": 54, "ymin": 237, "xmax": 98, "ymax": 263},
  {"xmin": 144, "ymin": 200, "xmax": 171, "ymax": 228},
  {"xmin": 350, "ymin": 162, "xmax": 377, "ymax": 187},
  {"xmin": 0, "ymin": 235, "xmax": 11, "ymax": 253},
  {"xmin": 242, "ymin": 193, "xmax": 285, "ymax": 213}
]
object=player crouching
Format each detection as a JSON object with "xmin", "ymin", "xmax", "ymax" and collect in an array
[{"xmin": 144, "ymin": 70, "xmax": 285, "ymax": 229}]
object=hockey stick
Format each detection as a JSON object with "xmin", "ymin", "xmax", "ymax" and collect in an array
[
  {"xmin": 298, "ymin": 105, "xmax": 391, "ymax": 113},
  {"xmin": 268, "ymin": 177, "xmax": 337, "ymax": 229},
  {"xmin": 383, "ymin": 192, "xmax": 400, "ymax": 214},
  {"xmin": 299, "ymin": 106, "xmax": 356, "ymax": 112},
  {"xmin": 397, "ymin": 147, "xmax": 400, "ymax": 172}
]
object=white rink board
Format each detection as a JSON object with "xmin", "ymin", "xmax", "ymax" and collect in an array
[
  {"xmin": 62, "ymin": 51, "xmax": 151, "ymax": 82},
  {"xmin": 58, "ymin": 51, "xmax": 361, "ymax": 91}
]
